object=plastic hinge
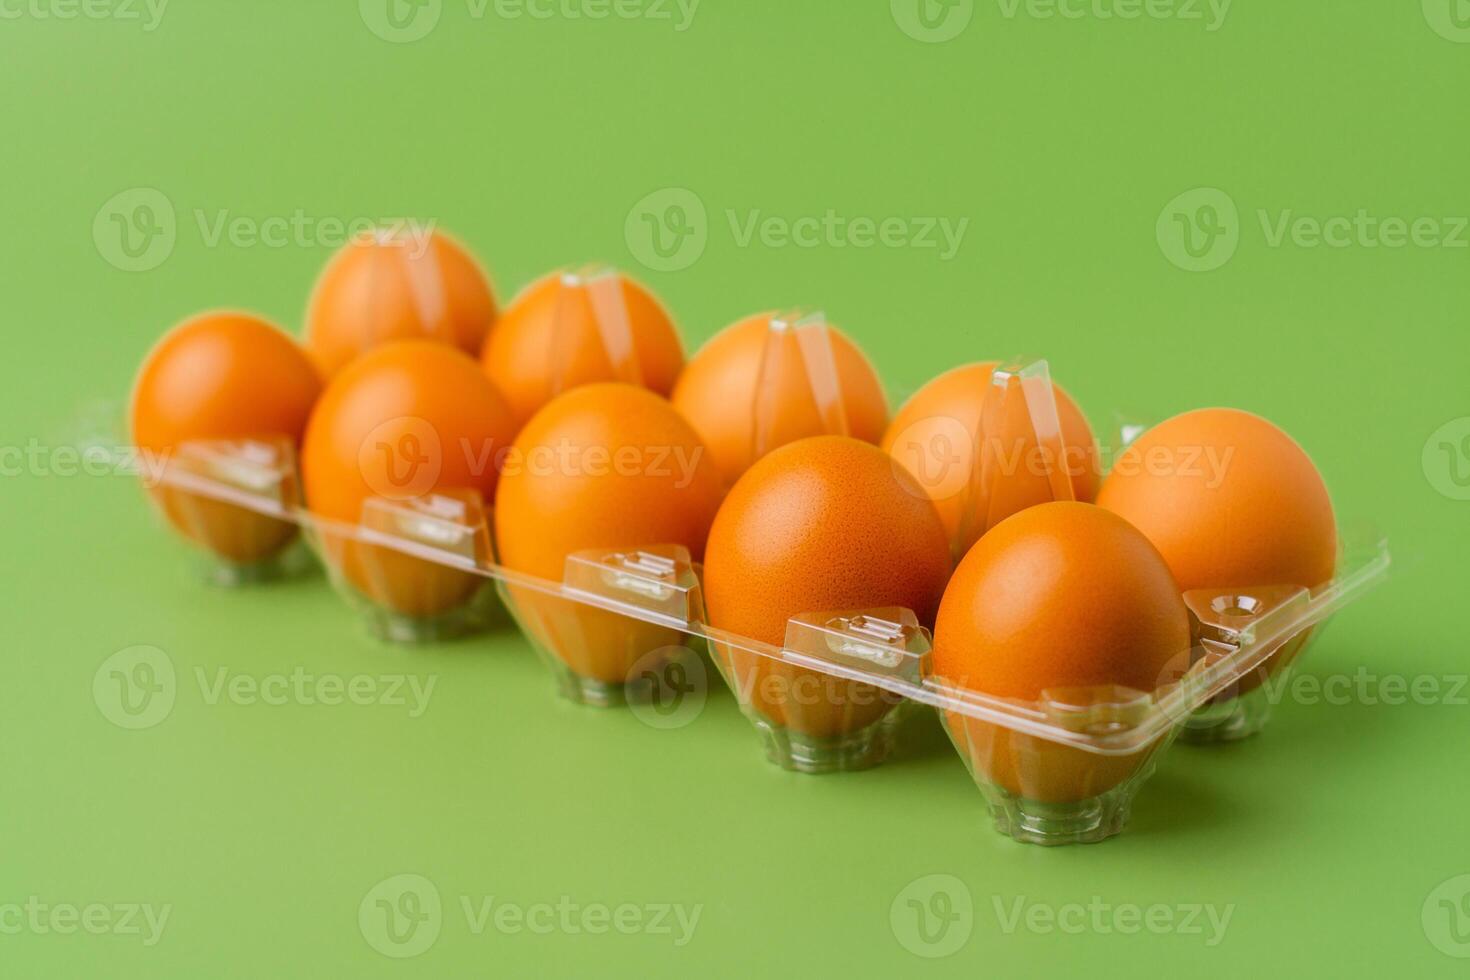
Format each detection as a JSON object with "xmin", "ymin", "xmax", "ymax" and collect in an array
[
  {"xmin": 562, "ymin": 545, "xmax": 702, "ymax": 624},
  {"xmin": 781, "ymin": 608, "xmax": 929, "ymax": 684},
  {"xmin": 358, "ymin": 490, "xmax": 491, "ymax": 565}
]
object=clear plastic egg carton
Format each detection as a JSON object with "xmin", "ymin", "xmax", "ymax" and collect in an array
[{"xmin": 128, "ymin": 304, "xmax": 1390, "ymax": 844}]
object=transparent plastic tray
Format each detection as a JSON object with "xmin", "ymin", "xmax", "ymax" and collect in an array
[{"xmin": 122, "ymin": 272, "xmax": 1391, "ymax": 844}]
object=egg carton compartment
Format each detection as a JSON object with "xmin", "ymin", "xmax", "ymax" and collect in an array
[{"xmin": 129, "ymin": 433, "xmax": 1388, "ymax": 843}]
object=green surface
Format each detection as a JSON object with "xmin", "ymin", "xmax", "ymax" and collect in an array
[{"xmin": 3, "ymin": 1, "xmax": 1468, "ymax": 975}]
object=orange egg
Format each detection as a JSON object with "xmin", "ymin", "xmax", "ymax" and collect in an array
[
  {"xmin": 131, "ymin": 311, "xmax": 322, "ymax": 568},
  {"xmin": 494, "ymin": 383, "xmax": 724, "ymax": 692},
  {"xmin": 1097, "ymin": 408, "xmax": 1337, "ymax": 593},
  {"xmin": 480, "ymin": 271, "xmax": 684, "ymax": 429},
  {"xmin": 882, "ymin": 362, "xmax": 1100, "ymax": 561},
  {"xmin": 930, "ymin": 502, "xmax": 1189, "ymax": 803},
  {"xmin": 671, "ymin": 313, "xmax": 889, "ymax": 485},
  {"xmin": 301, "ymin": 341, "xmax": 517, "ymax": 620},
  {"xmin": 703, "ymin": 436, "xmax": 951, "ymax": 742},
  {"xmin": 304, "ymin": 229, "xmax": 498, "ymax": 377},
  {"xmin": 1097, "ymin": 408, "xmax": 1338, "ymax": 697}
]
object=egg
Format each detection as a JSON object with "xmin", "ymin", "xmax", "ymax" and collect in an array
[
  {"xmin": 702, "ymin": 436, "xmax": 951, "ymax": 744},
  {"xmin": 131, "ymin": 311, "xmax": 322, "ymax": 569},
  {"xmin": 671, "ymin": 313, "xmax": 888, "ymax": 485},
  {"xmin": 1097, "ymin": 408, "xmax": 1337, "ymax": 592},
  {"xmin": 480, "ymin": 270, "xmax": 684, "ymax": 429},
  {"xmin": 930, "ymin": 502, "xmax": 1189, "ymax": 803},
  {"xmin": 494, "ymin": 383, "xmax": 724, "ymax": 693},
  {"xmin": 304, "ymin": 229, "xmax": 498, "ymax": 377},
  {"xmin": 301, "ymin": 341, "xmax": 517, "ymax": 620},
  {"xmin": 882, "ymin": 361, "xmax": 1100, "ymax": 561},
  {"xmin": 1097, "ymin": 408, "xmax": 1338, "ymax": 697}
]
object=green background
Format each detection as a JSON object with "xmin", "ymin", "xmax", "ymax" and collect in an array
[{"xmin": 2, "ymin": 0, "xmax": 1467, "ymax": 975}]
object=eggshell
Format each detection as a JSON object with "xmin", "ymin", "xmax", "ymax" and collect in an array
[
  {"xmin": 301, "ymin": 341, "xmax": 517, "ymax": 617},
  {"xmin": 481, "ymin": 272, "xmax": 684, "ymax": 429},
  {"xmin": 930, "ymin": 501, "xmax": 1189, "ymax": 802},
  {"xmin": 494, "ymin": 383, "xmax": 724, "ymax": 685},
  {"xmin": 671, "ymin": 314, "xmax": 888, "ymax": 485},
  {"xmin": 131, "ymin": 311, "xmax": 322, "ymax": 564},
  {"xmin": 1097, "ymin": 407, "xmax": 1337, "ymax": 592},
  {"xmin": 305, "ymin": 230, "xmax": 497, "ymax": 377},
  {"xmin": 702, "ymin": 435, "xmax": 951, "ymax": 738},
  {"xmin": 1097, "ymin": 407, "xmax": 1338, "ymax": 695},
  {"xmin": 882, "ymin": 361, "xmax": 1100, "ymax": 560}
]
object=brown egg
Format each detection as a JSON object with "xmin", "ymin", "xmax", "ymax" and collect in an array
[
  {"xmin": 1097, "ymin": 408, "xmax": 1337, "ymax": 592},
  {"xmin": 480, "ymin": 271, "xmax": 684, "ymax": 429},
  {"xmin": 131, "ymin": 311, "xmax": 322, "ymax": 567},
  {"xmin": 301, "ymin": 341, "xmax": 517, "ymax": 619},
  {"xmin": 671, "ymin": 313, "xmax": 888, "ymax": 485},
  {"xmin": 305, "ymin": 229, "xmax": 497, "ymax": 377},
  {"xmin": 882, "ymin": 361, "xmax": 1100, "ymax": 561},
  {"xmin": 930, "ymin": 502, "xmax": 1189, "ymax": 803},
  {"xmin": 703, "ymin": 436, "xmax": 950, "ymax": 739},
  {"xmin": 494, "ymin": 384, "xmax": 724, "ymax": 689}
]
